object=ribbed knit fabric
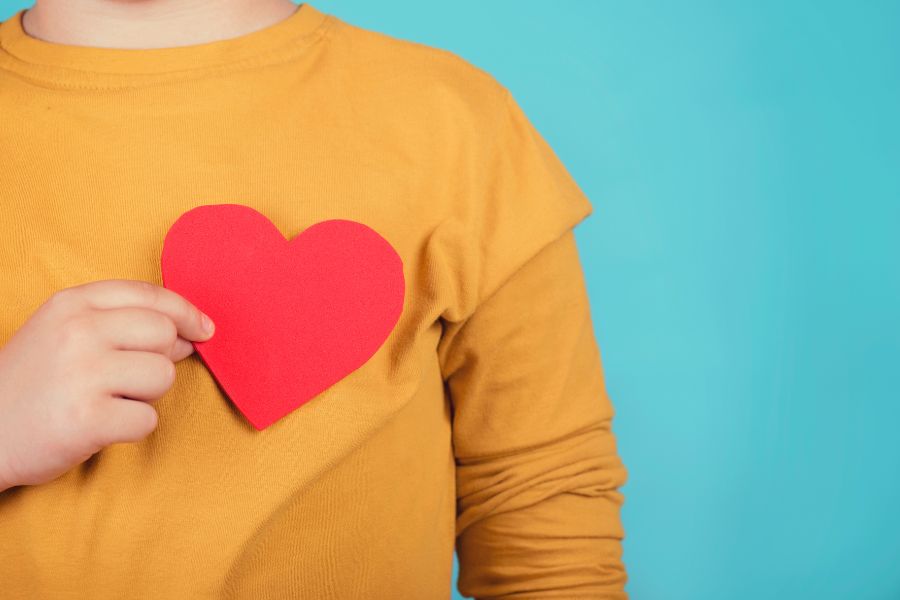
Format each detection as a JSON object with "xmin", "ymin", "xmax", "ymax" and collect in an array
[{"xmin": 0, "ymin": 3, "xmax": 629, "ymax": 598}]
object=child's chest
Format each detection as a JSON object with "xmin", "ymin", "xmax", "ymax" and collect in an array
[{"xmin": 0, "ymin": 107, "xmax": 458, "ymax": 528}]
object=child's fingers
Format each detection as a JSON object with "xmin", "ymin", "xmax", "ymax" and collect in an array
[
  {"xmin": 92, "ymin": 398, "xmax": 159, "ymax": 447},
  {"xmin": 171, "ymin": 337, "xmax": 195, "ymax": 362},
  {"xmin": 97, "ymin": 350, "xmax": 176, "ymax": 404},
  {"xmin": 89, "ymin": 306, "xmax": 194, "ymax": 361},
  {"xmin": 56, "ymin": 279, "xmax": 214, "ymax": 343}
]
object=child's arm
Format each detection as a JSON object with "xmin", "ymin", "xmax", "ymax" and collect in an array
[
  {"xmin": 0, "ymin": 280, "xmax": 213, "ymax": 493},
  {"xmin": 441, "ymin": 229, "xmax": 628, "ymax": 599},
  {"xmin": 439, "ymin": 87, "xmax": 628, "ymax": 598}
]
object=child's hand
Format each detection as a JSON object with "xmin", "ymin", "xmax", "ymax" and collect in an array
[{"xmin": 0, "ymin": 279, "xmax": 215, "ymax": 493}]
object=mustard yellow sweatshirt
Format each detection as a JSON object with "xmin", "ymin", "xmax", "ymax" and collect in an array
[{"xmin": 0, "ymin": 3, "xmax": 628, "ymax": 598}]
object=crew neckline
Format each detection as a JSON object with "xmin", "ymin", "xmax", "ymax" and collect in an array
[{"xmin": 0, "ymin": 2, "xmax": 333, "ymax": 88}]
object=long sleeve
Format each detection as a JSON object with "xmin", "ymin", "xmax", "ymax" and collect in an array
[
  {"xmin": 437, "ymin": 87, "xmax": 629, "ymax": 599},
  {"xmin": 440, "ymin": 229, "xmax": 628, "ymax": 599}
]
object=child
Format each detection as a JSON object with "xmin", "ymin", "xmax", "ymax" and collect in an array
[{"xmin": 0, "ymin": 1, "xmax": 629, "ymax": 598}]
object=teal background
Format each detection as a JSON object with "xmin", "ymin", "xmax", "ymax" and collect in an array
[{"xmin": 2, "ymin": 1, "xmax": 898, "ymax": 598}]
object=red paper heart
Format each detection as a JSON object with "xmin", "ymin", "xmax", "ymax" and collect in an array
[{"xmin": 160, "ymin": 204, "xmax": 405, "ymax": 430}]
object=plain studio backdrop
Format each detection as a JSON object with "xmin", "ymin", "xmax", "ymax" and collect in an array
[{"xmin": 1, "ymin": 1, "xmax": 898, "ymax": 599}]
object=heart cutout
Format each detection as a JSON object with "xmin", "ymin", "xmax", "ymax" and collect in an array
[{"xmin": 160, "ymin": 204, "xmax": 405, "ymax": 430}]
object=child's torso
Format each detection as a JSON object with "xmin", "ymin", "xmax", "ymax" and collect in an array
[{"xmin": 0, "ymin": 10, "xmax": 495, "ymax": 595}]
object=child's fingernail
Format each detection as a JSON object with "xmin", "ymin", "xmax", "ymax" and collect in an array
[{"xmin": 201, "ymin": 313, "xmax": 215, "ymax": 335}]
